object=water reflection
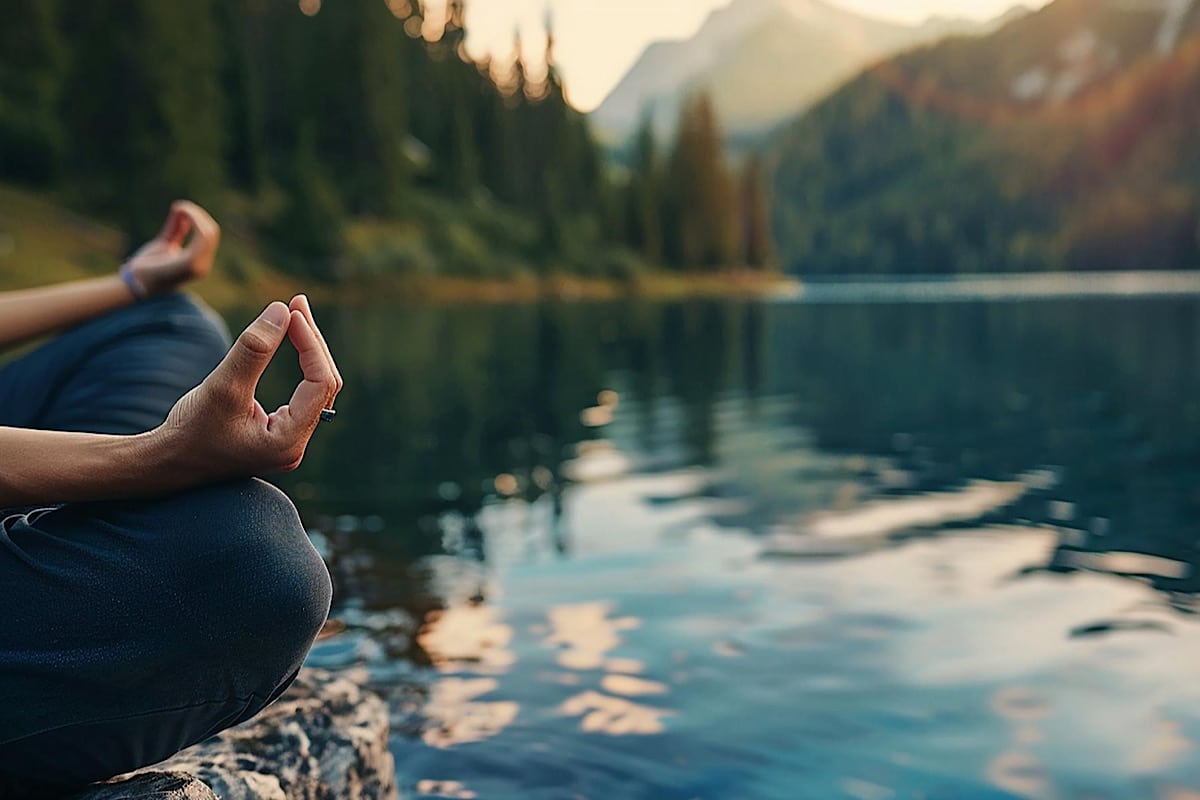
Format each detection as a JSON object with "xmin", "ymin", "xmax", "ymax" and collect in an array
[
  {"xmin": 245, "ymin": 296, "xmax": 1200, "ymax": 798},
  {"xmin": 558, "ymin": 691, "xmax": 674, "ymax": 736},
  {"xmin": 544, "ymin": 602, "xmax": 640, "ymax": 671},
  {"xmin": 419, "ymin": 605, "xmax": 515, "ymax": 674},
  {"xmin": 422, "ymin": 678, "xmax": 519, "ymax": 748}
]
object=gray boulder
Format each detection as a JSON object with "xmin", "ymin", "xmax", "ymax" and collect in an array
[{"xmin": 71, "ymin": 669, "xmax": 397, "ymax": 800}]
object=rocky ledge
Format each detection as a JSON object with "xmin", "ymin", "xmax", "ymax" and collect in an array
[{"xmin": 71, "ymin": 669, "xmax": 398, "ymax": 800}]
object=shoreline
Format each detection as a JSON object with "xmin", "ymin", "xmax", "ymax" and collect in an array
[
  {"xmin": 0, "ymin": 184, "xmax": 792, "ymax": 311},
  {"xmin": 295, "ymin": 270, "xmax": 798, "ymax": 307}
]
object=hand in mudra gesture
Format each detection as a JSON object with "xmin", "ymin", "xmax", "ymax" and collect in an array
[
  {"xmin": 156, "ymin": 294, "xmax": 344, "ymax": 479},
  {"xmin": 124, "ymin": 200, "xmax": 221, "ymax": 297}
]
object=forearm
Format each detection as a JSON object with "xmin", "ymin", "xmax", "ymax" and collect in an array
[
  {"xmin": 0, "ymin": 427, "xmax": 188, "ymax": 507},
  {"xmin": 0, "ymin": 275, "xmax": 134, "ymax": 349}
]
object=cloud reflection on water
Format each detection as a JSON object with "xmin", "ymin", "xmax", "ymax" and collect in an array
[
  {"xmin": 542, "ymin": 601, "xmax": 676, "ymax": 736},
  {"xmin": 417, "ymin": 605, "xmax": 521, "ymax": 747},
  {"xmin": 419, "ymin": 605, "xmax": 516, "ymax": 674},
  {"xmin": 421, "ymin": 677, "xmax": 520, "ymax": 748},
  {"xmin": 544, "ymin": 602, "xmax": 640, "ymax": 671}
]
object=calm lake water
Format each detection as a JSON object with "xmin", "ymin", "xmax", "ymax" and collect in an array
[{"xmin": 254, "ymin": 293, "xmax": 1200, "ymax": 800}]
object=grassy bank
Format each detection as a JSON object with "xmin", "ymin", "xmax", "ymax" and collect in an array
[{"xmin": 0, "ymin": 185, "xmax": 793, "ymax": 309}]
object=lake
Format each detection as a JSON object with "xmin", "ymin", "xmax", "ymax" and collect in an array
[{"xmin": 255, "ymin": 292, "xmax": 1200, "ymax": 799}]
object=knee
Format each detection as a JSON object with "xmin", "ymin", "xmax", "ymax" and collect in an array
[
  {"xmin": 147, "ymin": 292, "xmax": 232, "ymax": 366},
  {"xmin": 213, "ymin": 478, "xmax": 332, "ymax": 638},
  {"xmin": 109, "ymin": 293, "xmax": 230, "ymax": 376},
  {"xmin": 163, "ymin": 479, "xmax": 332, "ymax": 687}
]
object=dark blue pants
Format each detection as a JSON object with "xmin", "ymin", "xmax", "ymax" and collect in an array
[{"xmin": 0, "ymin": 295, "xmax": 332, "ymax": 796}]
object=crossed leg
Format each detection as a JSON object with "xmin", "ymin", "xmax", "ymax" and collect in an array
[{"xmin": 0, "ymin": 295, "xmax": 331, "ymax": 796}]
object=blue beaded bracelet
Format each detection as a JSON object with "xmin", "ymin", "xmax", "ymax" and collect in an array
[{"xmin": 119, "ymin": 262, "xmax": 149, "ymax": 301}]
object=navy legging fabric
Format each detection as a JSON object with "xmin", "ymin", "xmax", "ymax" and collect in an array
[{"xmin": 0, "ymin": 294, "xmax": 332, "ymax": 797}]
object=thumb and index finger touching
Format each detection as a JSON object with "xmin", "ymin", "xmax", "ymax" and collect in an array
[
  {"xmin": 157, "ymin": 201, "xmax": 220, "ymax": 264},
  {"xmin": 216, "ymin": 298, "xmax": 341, "ymax": 424},
  {"xmin": 277, "ymin": 305, "xmax": 340, "ymax": 434}
]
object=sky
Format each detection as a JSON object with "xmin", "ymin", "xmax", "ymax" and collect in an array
[{"xmin": 432, "ymin": 0, "xmax": 1049, "ymax": 111}]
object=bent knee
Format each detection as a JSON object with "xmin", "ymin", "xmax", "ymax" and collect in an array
[
  {"xmin": 152, "ymin": 293, "xmax": 232, "ymax": 375},
  {"xmin": 149, "ymin": 479, "xmax": 332, "ymax": 681},
  {"xmin": 204, "ymin": 478, "xmax": 332, "ymax": 631}
]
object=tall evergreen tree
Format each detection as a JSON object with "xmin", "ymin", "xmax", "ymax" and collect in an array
[
  {"xmin": 495, "ymin": 30, "xmax": 531, "ymax": 206},
  {"xmin": 664, "ymin": 92, "xmax": 737, "ymax": 270},
  {"xmin": 215, "ymin": 0, "xmax": 264, "ymax": 190},
  {"xmin": 626, "ymin": 110, "xmax": 663, "ymax": 265},
  {"xmin": 270, "ymin": 123, "xmax": 345, "ymax": 278},
  {"xmin": 0, "ymin": 0, "xmax": 64, "ymax": 182},
  {"xmin": 303, "ymin": 0, "xmax": 410, "ymax": 215},
  {"xmin": 61, "ymin": 0, "xmax": 225, "ymax": 237},
  {"xmin": 739, "ymin": 153, "xmax": 773, "ymax": 269},
  {"xmin": 431, "ymin": 0, "xmax": 482, "ymax": 195}
]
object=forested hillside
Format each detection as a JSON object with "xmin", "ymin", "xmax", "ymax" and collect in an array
[
  {"xmin": 768, "ymin": 0, "xmax": 1200, "ymax": 274},
  {"xmin": 0, "ymin": 0, "xmax": 772, "ymax": 288}
]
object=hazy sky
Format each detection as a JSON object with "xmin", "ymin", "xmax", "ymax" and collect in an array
[{"xmin": 439, "ymin": 0, "xmax": 1048, "ymax": 111}]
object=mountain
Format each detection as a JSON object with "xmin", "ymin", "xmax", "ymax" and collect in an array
[
  {"xmin": 766, "ymin": 0, "xmax": 1200, "ymax": 275},
  {"xmin": 590, "ymin": 0, "xmax": 1011, "ymax": 143}
]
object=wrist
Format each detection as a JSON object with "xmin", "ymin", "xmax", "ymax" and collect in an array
[
  {"xmin": 132, "ymin": 425, "xmax": 193, "ymax": 494},
  {"xmin": 119, "ymin": 262, "xmax": 150, "ymax": 301}
]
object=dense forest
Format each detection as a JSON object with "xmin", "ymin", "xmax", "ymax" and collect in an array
[
  {"xmin": 0, "ymin": 0, "xmax": 773, "ymax": 284},
  {"xmin": 768, "ymin": 0, "xmax": 1200, "ymax": 275}
]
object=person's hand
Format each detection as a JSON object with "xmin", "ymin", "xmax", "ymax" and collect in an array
[
  {"xmin": 151, "ymin": 295, "xmax": 343, "ymax": 483},
  {"xmin": 124, "ymin": 200, "xmax": 221, "ymax": 297}
]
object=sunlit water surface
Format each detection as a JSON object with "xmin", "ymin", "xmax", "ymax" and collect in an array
[{"xmin": 250, "ymin": 294, "xmax": 1200, "ymax": 800}]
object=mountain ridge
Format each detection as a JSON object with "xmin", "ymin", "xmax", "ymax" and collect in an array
[{"xmin": 591, "ymin": 0, "xmax": 1007, "ymax": 143}]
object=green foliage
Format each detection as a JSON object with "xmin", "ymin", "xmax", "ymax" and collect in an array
[
  {"xmin": 590, "ymin": 248, "xmax": 646, "ymax": 282},
  {"xmin": 0, "ymin": 0, "xmax": 64, "ymax": 183},
  {"xmin": 214, "ymin": 0, "xmax": 264, "ymax": 190},
  {"xmin": 2, "ymin": 0, "xmax": 768, "ymax": 281},
  {"xmin": 738, "ymin": 153, "xmax": 773, "ymax": 268},
  {"xmin": 624, "ymin": 112, "xmax": 663, "ymax": 265},
  {"xmin": 59, "ymin": 0, "xmax": 225, "ymax": 239},
  {"xmin": 662, "ymin": 93, "xmax": 739, "ymax": 270},
  {"xmin": 767, "ymin": 1, "xmax": 1200, "ymax": 274},
  {"xmin": 267, "ymin": 127, "xmax": 345, "ymax": 279}
]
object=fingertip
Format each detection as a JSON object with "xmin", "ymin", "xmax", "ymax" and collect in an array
[
  {"xmin": 261, "ymin": 301, "xmax": 290, "ymax": 328},
  {"xmin": 287, "ymin": 308, "xmax": 313, "ymax": 340}
]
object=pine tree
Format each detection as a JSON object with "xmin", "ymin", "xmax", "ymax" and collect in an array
[
  {"xmin": 61, "ymin": 0, "xmax": 225, "ymax": 237},
  {"xmin": 626, "ymin": 110, "xmax": 663, "ymax": 265},
  {"xmin": 532, "ymin": 12, "xmax": 569, "ymax": 256},
  {"xmin": 270, "ymin": 124, "xmax": 345, "ymax": 278},
  {"xmin": 430, "ymin": 0, "xmax": 482, "ymax": 196},
  {"xmin": 664, "ymin": 92, "xmax": 738, "ymax": 270},
  {"xmin": 496, "ymin": 30, "xmax": 531, "ymax": 206},
  {"xmin": 302, "ymin": 0, "xmax": 410, "ymax": 215},
  {"xmin": 739, "ymin": 153, "xmax": 773, "ymax": 269},
  {"xmin": 0, "ymin": 0, "xmax": 65, "ymax": 182},
  {"xmin": 215, "ymin": 0, "xmax": 265, "ymax": 190}
]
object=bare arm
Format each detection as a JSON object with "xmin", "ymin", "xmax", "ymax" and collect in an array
[
  {"xmin": 0, "ymin": 201, "xmax": 220, "ymax": 349},
  {"xmin": 0, "ymin": 276, "xmax": 137, "ymax": 351},
  {"xmin": 0, "ymin": 296, "xmax": 343, "ymax": 508},
  {"xmin": 0, "ymin": 426, "xmax": 181, "ymax": 505}
]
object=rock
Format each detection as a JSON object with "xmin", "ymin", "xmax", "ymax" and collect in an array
[{"xmin": 71, "ymin": 669, "xmax": 398, "ymax": 800}]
